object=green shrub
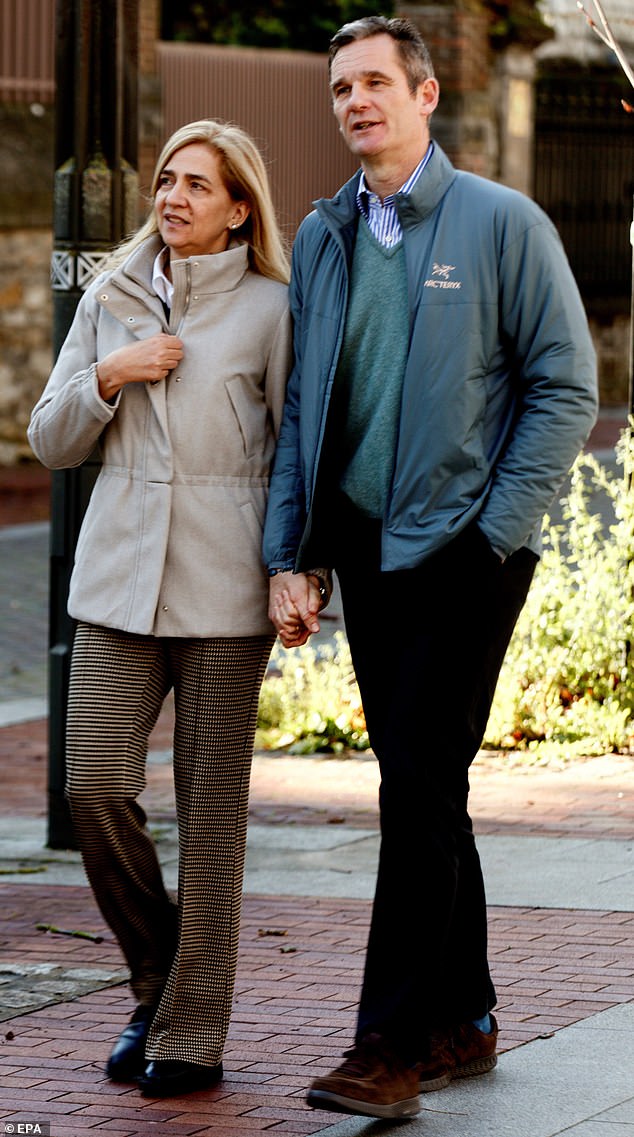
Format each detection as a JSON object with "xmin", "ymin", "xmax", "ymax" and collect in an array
[
  {"xmin": 483, "ymin": 434, "xmax": 634, "ymax": 759},
  {"xmin": 257, "ymin": 630, "xmax": 369, "ymax": 753},
  {"xmin": 258, "ymin": 432, "xmax": 634, "ymax": 760}
]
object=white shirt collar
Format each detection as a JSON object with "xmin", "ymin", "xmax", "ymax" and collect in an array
[{"xmin": 152, "ymin": 246, "xmax": 173, "ymax": 307}]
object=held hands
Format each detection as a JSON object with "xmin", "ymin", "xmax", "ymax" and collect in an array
[
  {"xmin": 269, "ymin": 571, "xmax": 323, "ymax": 648},
  {"xmin": 96, "ymin": 334, "xmax": 184, "ymax": 401}
]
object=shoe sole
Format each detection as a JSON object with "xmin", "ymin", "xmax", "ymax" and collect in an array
[
  {"xmin": 307, "ymin": 1088, "xmax": 420, "ymax": 1119},
  {"xmin": 420, "ymin": 1052, "xmax": 497, "ymax": 1094},
  {"xmin": 138, "ymin": 1074, "xmax": 222, "ymax": 1097},
  {"xmin": 138, "ymin": 1063, "xmax": 223, "ymax": 1098},
  {"xmin": 107, "ymin": 1063, "xmax": 146, "ymax": 1082},
  {"xmin": 138, "ymin": 1078, "xmax": 219, "ymax": 1097},
  {"xmin": 419, "ymin": 1071, "xmax": 452, "ymax": 1093},
  {"xmin": 106, "ymin": 1054, "xmax": 148, "ymax": 1082},
  {"xmin": 455, "ymin": 1053, "xmax": 497, "ymax": 1079}
]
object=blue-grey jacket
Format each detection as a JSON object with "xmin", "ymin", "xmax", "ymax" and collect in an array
[{"xmin": 263, "ymin": 143, "xmax": 598, "ymax": 572}]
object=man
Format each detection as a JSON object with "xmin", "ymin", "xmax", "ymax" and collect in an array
[{"xmin": 263, "ymin": 15, "xmax": 598, "ymax": 1122}]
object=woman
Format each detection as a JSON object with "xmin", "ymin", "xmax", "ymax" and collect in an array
[{"xmin": 28, "ymin": 120, "xmax": 292, "ymax": 1098}]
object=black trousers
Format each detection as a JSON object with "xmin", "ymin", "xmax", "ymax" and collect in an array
[{"xmin": 332, "ymin": 503, "xmax": 537, "ymax": 1060}]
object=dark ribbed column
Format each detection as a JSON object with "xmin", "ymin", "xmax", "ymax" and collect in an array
[{"xmin": 48, "ymin": 0, "xmax": 139, "ymax": 848}]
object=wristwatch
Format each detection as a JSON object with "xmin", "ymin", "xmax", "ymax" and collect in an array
[{"xmin": 269, "ymin": 568, "xmax": 327, "ymax": 605}]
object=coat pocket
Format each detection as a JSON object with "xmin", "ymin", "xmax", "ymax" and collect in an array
[{"xmin": 225, "ymin": 375, "xmax": 267, "ymax": 461}]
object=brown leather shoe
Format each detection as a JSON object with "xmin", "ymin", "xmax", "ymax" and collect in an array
[
  {"xmin": 419, "ymin": 1015, "xmax": 498, "ymax": 1093},
  {"xmin": 307, "ymin": 1033, "xmax": 421, "ymax": 1119}
]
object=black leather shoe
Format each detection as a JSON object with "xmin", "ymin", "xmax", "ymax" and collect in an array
[
  {"xmin": 138, "ymin": 1059, "xmax": 224, "ymax": 1097},
  {"xmin": 106, "ymin": 1005, "xmax": 156, "ymax": 1081}
]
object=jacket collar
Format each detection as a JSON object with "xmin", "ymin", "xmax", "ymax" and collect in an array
[
  {"xmin": 393, "ymin": 143, "xmax": 457, "ymax": 225},
  {"xmin": 314, "ymin": 142, "xmax": 457, "ymax": 233}
]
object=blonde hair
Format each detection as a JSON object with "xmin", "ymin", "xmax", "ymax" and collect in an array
[{"xmin": 109, "ymin": 119, "xmax": 289, "ymax": 283}]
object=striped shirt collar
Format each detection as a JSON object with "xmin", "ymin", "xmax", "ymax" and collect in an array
[{"xmin": 356, "ymin": 142, "xmax": 434, "ymax": 247}]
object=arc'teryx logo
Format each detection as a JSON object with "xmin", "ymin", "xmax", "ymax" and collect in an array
[
  {"xmin": 424, "ymin": 262, "xmax": 462, "ymax": 289},
  {"xmin": 433, "ymin": 262, "xmax": 455, "ymax": 279}
]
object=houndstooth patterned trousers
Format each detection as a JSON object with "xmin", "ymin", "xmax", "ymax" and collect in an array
[{"xmin": 66, "ymin": 622, "xmax": 274, "ymax": 1066}]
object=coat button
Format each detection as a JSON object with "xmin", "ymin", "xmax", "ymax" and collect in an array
[
  {"xmin": 100, "ymin": 293, "xmax": 109, "ymax": 301},
  {"xmin": 175, "ymin": 375, "xmax": 181, "ymax": 382},
  {"xmin": 162, "ymin": 605, "xmax": 169, "ymax": 611},
  {"xmin": 127, "ymin": 316, "xmax": 135, "ymax": 323}
]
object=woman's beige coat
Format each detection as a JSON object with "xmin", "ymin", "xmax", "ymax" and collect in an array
[{"xmin": 28, "ymin": 236, "xmax": 292, "ymax": 637}]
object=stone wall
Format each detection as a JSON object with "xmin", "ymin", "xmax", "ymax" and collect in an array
[
  {"xmin": 399, "ymin": 3, "xmax": 499, "ymax": 178},
  {"xmin": 0, "ymin": 229, "xmax": 52, "ymax": 464},
  {"xmin": 0, "ymin": 100, "xmax": 54, "ymax": 463}
]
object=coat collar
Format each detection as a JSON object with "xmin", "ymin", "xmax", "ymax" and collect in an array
[
  {"xmin": 97, "ymin": 236, "xmax": 250, "ymax": 333},
  {"xmin": 117, "ymin": 235, "xmax": 250, "ymax": 297}
]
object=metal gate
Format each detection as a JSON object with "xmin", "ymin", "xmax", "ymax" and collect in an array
[{"xmin": 534, "ymin": 68, "xmax": 634, "ymax": 306}]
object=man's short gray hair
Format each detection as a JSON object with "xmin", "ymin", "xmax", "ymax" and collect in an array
[{"xmin": 328, "ymin": 15, "xmax": 435, "ymax": 95}]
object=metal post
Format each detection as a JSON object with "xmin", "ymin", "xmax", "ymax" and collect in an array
[{"xmin": 48, "ymin": 0, "xmax": 139, "ymax": 848}]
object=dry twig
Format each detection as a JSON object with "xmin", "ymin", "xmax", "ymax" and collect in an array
[{"xmin": 576, "ymin": 0, "xmax": 634, "ymax": 107}]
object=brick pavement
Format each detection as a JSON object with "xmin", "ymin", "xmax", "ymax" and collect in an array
[
  {"xmin": 2, "ymin": 883, "xmax": 634, "ymax": 1136},
  {"xmin": 2, "ymin": 710, "xmax": 634, "ymax": 1134}
]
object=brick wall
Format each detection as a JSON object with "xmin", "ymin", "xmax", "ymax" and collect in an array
[{"xmin": 138, "ymin": 0, "xmax": 162, "ymax": 199}]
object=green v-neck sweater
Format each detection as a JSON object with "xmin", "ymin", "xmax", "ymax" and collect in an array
[{"xmin": 335, "ymin": 217, "xmax": 409, "ymax": 519}]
